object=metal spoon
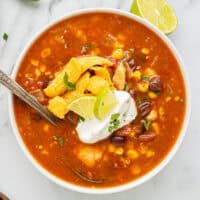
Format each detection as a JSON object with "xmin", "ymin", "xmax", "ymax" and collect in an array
[{"xmin": 0, "ymin": 69, "xmax": 57, "ymax": 126}]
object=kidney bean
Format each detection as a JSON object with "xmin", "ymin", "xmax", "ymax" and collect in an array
[
  {"xmin": 149, "ymin": 76, "xmax": 162, "ymax": 92},
  {"xmin": 129, "ymin": 89, "xmax": 135, "ymax": 98},
  {"xmin": 111, "ymin": 135, "xmax": 126, "ymax": 146},
  {"xmin": 138, "ymin": 132, "xmax": 156, "ymax": 142},
  {"xmin": 67, "ymin": 111, "xmax": 79, "ymax": 125},
  {"xmin": 132, "ymin": 124, "xmax": 144, "ymax": 135},
  {"xmin": 138, "ymin": 102, "xmax": 151, "ymax": 117},
  {"xmin": 114, "ymin": 124, "xmax": 132, "ymax": 137},
  {"xmin": 30, "ymin": 89, "xmax": 48, "ymax": 105}
]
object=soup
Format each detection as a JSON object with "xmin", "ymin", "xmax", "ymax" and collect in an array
[{"xmin": 13, "ymin": 13, "xmax": 186, "ymax": 188}]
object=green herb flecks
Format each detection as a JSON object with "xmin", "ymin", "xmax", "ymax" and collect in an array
[
  {"xmin": 108, "ymin": 113, "xmax": 120, "ymax": 133},
  {"xmin": 144, "ymin": 120, "xmax": 151, "ymax": 131},
  {"xmin": 81, "ymin": 44, "xmax": 92, "ymax": 54},
  {"xmin": 154, "ymin": 91, "xmax": 161, "ymax": 96},
  {"xmin": 78, "ymin": 116, "xmax": 85, "ymax": 123},
  {"xmin": 3, "ymin": 33, "xmax": 8, "ymax": 41},
  {"xmin": 64, "ymin": 72, "xmax": 76, "ymax": 90},
  {"xmin": 58, "ymin": 136, "xmax": 64, "ymax": 147},
  {"xmin": 141, "ymin": 75, "xmax": 149, "ymax": 81},
  {"xmin": 124, "ymin": 83, "xmax": 129, "ymax": 91},
  {"xmin": 52, "ymin": 135, "xmax": 64, "ymax": 147}
]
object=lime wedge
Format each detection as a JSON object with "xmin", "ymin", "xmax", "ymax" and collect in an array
[
  {"xmin": 131, "ymin": 0, "xmax": 178, "ymax": 34},
  {"xmin": 68, "ymin": 96, "xmax": 96, "ymax": 120},
  {"xmin": 94, "ymin": 88, "xmax": 117, "ymax": 120}
]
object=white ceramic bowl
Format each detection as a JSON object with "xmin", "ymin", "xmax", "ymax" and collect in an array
[{"xmin": 8, "ymin": 8, "xmax": 191, "ymax": 194}]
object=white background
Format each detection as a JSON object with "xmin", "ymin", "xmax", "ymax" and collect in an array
[{"xmin": 0, "ymin": 0, "xmax": 199, "ymax": 199}]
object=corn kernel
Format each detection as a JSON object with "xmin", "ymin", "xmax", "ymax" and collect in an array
[
  {"xmin": 141, "ymin": 48, "xmax": 150, "ymax": 55},
  {"xmin": 39, "ymin": 64, "xmax": 46, "ymax": 72},
  {"xmin": 132, "ymin": 70, "xmax": 141, "ymax": 81},
  {"xmin": 146, "ymin": 150, "xmax": 155, "ymax": 158},
  {"xmin": 43, "ymin": 124, "xmax": 49, "ymax": 132},
  {"xmin": 115, "ymin": 147, "xmax": 124, "ymax": 155},
  {"xmin": 144, "ymin": 68, "xmax": 156, "ymax": 76},
  {"xmin": 174, "ymin": 96, "xmax": 180, "ymax": 101},
  {"xmin": 117, "ymin": 33, "xmax": 126, "ymax": 41},
  {"xmin": 38, "ymin": 145, "xmax": 43, "ymax": 150},
  {"xmin": 148, "ymin": 91, "xmax": 158, "ymax": 99},
  {"xmin": 90, "ymin": 48, "xmax": 100, "ymax": 56},
  {"xmin": 41, "ymin": 149, "xmax": 49, "ymax": 155},
  {"xmin": 114, "ymin": 41, "xmax": 124, "ymax": 49},
  {"xmin": 131, "ymin": 165, "xmax": 141, "ymax": 175},
  {"xmin": 165, "ymin": 96, "xmax": 172, "ymax": 102},
  {"xmin": 108, "ymin": 144, "xmax": 116, "ymax": 153},
  {"xmin": 112, "ymin": 48, "xmax": 124, "ymax": 60},
  {"xmin": 146, "ymin": 110, "xmax": 158, "ymax": 121},
  {"xmin": 76, "ymin": 30, "xmax": 83, "ymax": 37},
  {"xmin": 127, "ymin": 149, "xmax": 139, "ymax": 160},
  {"xmin": 41, "ymin": 48, "xmax": 51, "ymax": 58},
  {"xmin": 151, "ymin": 122, "xmax": 160, "ymax": 134},
  {"xmin": 35, "ymin": 69, "xmax": 41, "ymax": 78},
  {"xmin": 30, "ymin": 59, "xmax": 39, "ymax": 66},
  {"xmin": 159, "ymin": 107, "xmax": 165, "ymax": 116},
  {"xmin": 137, "ymin": 81, "xmax": 149, "ymax": 93},
  {"xmin": 25, "ymin": 73, "xmax": 31, "ymax": 78}
]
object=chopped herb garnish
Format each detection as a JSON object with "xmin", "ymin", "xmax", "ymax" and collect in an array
[
  {"xmin": 124, "ymin": 83, "xmax": 129, "ymax": 91},
  {"xmin": 111, "ymin": 113, "xmax": 120, "ymax": 120},
  {"xmin": 58, "ymin": 136, "xmax": 64, "ymax": 147},
  {"xmin": 108, "ymin": 113, "xmax": 120, "ymax": 132},
  {"xmin": 141, "ymin": 75, "xmax": 149, "ymax": 81},
  {"xmin": 154, "ymin": 91, "xmax": 161, "ymax": 96},
  {"xmin": 78, "ymin": 116, "xmax": 85, "ymax": 123},
  {"xmin": 64, "ymin": 72, "xmax": 76, "ymax": 90},
  {"xmin": 64, "ymin": 43, "xmax": 68, "ymax": 49},
  {"xmin": 3, "ymin": 33, "xmax": 8, "ymax": 41},
  {"xmin": 52, "ymin": 135, "xmax": 64, "ymax": 147},
  {"xmin": 144, "ymin": 120, "xmax": 151, "ymax": 131},
  {"xmin": 81, "ymin": 44, "xmax": 92, "ymax": 54}
]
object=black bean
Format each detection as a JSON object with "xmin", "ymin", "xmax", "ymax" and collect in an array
[
  {"xmin": 149, "ymin": 76, "xmax": 162, "ymax": 92},
  {"xmin": 138, "ymin": 102, "xmax": 151, "ymax": 117},
  {"xmin": 111, "ymin": 135, "xmax": 126, "ymax": 146}
]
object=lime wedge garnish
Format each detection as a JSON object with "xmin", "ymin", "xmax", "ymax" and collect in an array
[
  {"xmin": 94, "ymin": 88, "xmax": 117, "ymax": 120},
  {"xmin": 131, "ymin": 0, "xmax": 178, "ymax": 34},
  {"xmin": 68, "ymin": 96, "xmax": 96, "ymax": 120}
]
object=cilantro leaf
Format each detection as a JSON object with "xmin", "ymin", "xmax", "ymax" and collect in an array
[
  {"xmin": 81, "ymin": 44, "xmax": 92, "ymax": 54},
  {"xmin": 64, "ymin": 72, "xmax": 76, "ymax": 90},
  {"xmin": 3, "ymin": 33, "xmax": 8, "ymax": 41},
  {"xmin": 144, "ymin": 120, "xmax": 151, "ymax": 131}
]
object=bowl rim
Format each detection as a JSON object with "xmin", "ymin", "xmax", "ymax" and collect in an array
[{"xmin": 8, "ymin": 8, "xmax": 191, "ymax": 194}]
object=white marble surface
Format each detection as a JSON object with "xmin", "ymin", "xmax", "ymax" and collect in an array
[{"xmin": 0, "ymin": 0, "xmax": 199, "ymax": 199}]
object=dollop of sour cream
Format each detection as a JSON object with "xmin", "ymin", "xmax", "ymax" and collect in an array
[{"xmin": 76, "ymin": 91, "xmax": 138, "ymax": 144}]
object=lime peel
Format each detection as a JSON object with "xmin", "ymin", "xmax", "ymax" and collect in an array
[
  {"xmin": 94, "ymin": 88, "xmax": 118, "ymax": 120},
  {"xmin": 68, "ymin": 96, "xmax": 97, "ymax": 119},
  {"xmin": 130, "ymin": 0, "xmax": 178, "ymax": 34}
]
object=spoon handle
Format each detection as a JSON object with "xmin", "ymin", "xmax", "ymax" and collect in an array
[
  {"xmin": 0, "ymin": 69, "xmax": 57, "ymax": 126},
  {"xmin": 0, "ymin": 192, "xmax": 9, "ymax": 200}
]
